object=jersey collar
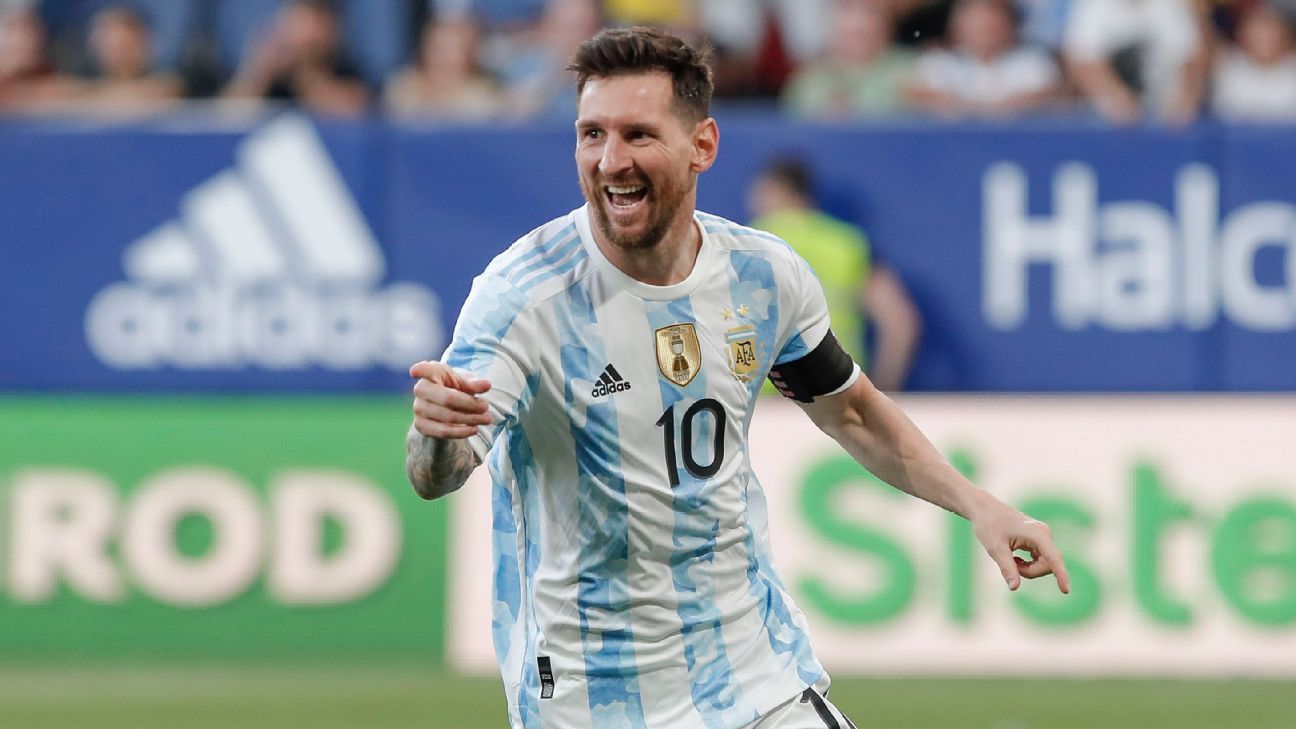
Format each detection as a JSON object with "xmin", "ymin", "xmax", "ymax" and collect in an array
[{"xmin": 574, "ymin": 204, "xmax": 716, "ymax": 301}]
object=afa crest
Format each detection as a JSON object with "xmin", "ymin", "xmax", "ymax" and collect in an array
[
  {"xmin": 655, "ymin": 323, "xmax": 701, "ymax": 387},
  {"xmin": 725, "ymin": 325, "xmax": 761, "ymax": 382}
]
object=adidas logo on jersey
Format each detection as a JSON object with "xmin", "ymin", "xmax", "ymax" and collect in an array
[{"xmin": 590, "ymin": 364, "xmax": 632, "ymax": 398}]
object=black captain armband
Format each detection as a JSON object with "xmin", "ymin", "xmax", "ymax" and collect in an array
[{"xmin": 768, "ymin": 331, "xmax": 856, "ymax": 403}]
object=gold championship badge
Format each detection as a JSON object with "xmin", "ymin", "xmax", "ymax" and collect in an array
[
  {"xmin": 655, "ymin": 323, "xmax": 701, "ymax": 387},
  {"xmin": 725, "ymin": 325, "xmax": 760, "ymax": 382}
]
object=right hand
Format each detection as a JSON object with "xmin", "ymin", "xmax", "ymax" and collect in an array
[{"xmin": 409, "ymin": 361, "xmax": 493, "ymax": 440}]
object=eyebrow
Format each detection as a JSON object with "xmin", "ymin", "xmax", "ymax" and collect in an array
[{"xmin": 575, "ymin": 119, "xmax": 663, "ymax": 135}]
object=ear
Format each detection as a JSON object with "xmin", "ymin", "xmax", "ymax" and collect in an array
[{"xmin": 689, "ymin": 118, "xmax": 719, "ymax": 174}]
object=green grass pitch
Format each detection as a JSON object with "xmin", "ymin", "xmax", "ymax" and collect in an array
[{"xmin": 1, "ymin": 665, "xmax": 1292, "ymax": 728}]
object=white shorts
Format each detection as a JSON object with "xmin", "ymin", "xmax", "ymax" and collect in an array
[{"xmin": 744, "ymin": 676, "xmax": 858, "ymax": 729}]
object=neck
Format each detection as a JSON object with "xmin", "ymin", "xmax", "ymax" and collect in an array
[{"xmin": 593, "ymin": 206, "xmax": 701, "ymax": 287}]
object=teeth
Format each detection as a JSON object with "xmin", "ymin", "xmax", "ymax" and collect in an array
[{"xmin": 607, "ymin": 185, "xmax": 644, "ymax": 194}]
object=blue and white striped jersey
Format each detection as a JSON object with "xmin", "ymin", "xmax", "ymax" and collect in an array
[{"xmin": 443, "ymin": 205, "xmax": 860, "ymax": 729}]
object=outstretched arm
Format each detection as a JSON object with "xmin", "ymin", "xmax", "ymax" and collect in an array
[
  {"xmin": 406, "ymin": 360, "xmax": 490, "ymax": 500},
  {"xmin": 797, "ymin": 374, "xmax": 1070, "ymax": 593}
]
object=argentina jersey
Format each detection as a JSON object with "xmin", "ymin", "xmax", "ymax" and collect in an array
[{"xmin": 441, "ymin": 205, "xmax": 860, "ymax": 729}]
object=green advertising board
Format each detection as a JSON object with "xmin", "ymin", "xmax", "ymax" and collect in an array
[{"xmin": 0, "ymin": 397, "xmax": 447, "ymax": 660}]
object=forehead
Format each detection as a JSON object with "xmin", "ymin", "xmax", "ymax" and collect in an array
[{"xmin": 576, "ymin": 72, "xmax": 677, "ymax": 124}]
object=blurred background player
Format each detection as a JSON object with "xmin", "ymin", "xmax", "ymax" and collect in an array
[
  {"xmin": 905, "ymin": 0, "xmax": 1062, "ymax": 118},
  {"xmin": 748, "ymin": 156, "xmax": 922, "ymax": 391}
]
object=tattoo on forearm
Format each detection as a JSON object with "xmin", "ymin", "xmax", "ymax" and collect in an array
[{"xmin": 407, "ymin": 431, "xmax": 479, "ymax": 497}]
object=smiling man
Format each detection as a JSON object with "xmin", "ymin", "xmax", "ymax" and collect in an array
[{"xmin": 406, "ymin": 27, "xmax": 1069, "ymax": 729}]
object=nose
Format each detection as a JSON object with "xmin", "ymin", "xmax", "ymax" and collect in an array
[{"xmin": 598, "ymin": 136, "xmax": 633, "ymax": 177}]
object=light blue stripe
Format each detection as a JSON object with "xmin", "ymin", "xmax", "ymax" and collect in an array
[
  {"xmin": 698, "ymin": 215, "xmax": 789, "ymax": 249},
  {"xmin": 556, "ymin": 283, "xmax": 647, "ymax": 729},
  {"xmin": 495, "ymin": 243, "xmax": 546, "ymax": 281},
  {"xmin": 726, "ymin": 250, "xmax": 781, "ymax": 400},
  {"xmin": 703, "ymin": 224, "xmax": 785, "ymax": 249},
  {"xmin": 507, "ymin": 375, "xmax": 543, "ymax": 729},
  {"xmin": 489, "ymin": 442, "xmax": 521, "ymax": 666},
  {"xmin": 508, "ymin": 229, "xmax": 583, "ymax": 289},
  {"xmin": 726, "ymin": 250, "xmax": 823, "ymax": 687},
  {"xmin": 520, "ymin": 246, "xmax": 588, "ymax": 293},
  {"xmin": 444, "ymin": 276, "xmax": 529, "ymax": 376},
  {"xmin": 496, "ymin": 222, "xmax": 578, "ymax": 281},
  {"xmin": 776, "ymin": 332, "xmax": 810, "ymax": 365},
  {"xmin": 644, "ymin": 299, "xmax": 746, "ymax": 729}
]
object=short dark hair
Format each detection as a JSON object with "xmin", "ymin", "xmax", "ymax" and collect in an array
[
  {"xmin": 567, "ymin": 26, "xmax": 714, "ymax": 123},
  {"xmin": 759, "ymin": 157, "xmax": 815, "ymax": 201}
]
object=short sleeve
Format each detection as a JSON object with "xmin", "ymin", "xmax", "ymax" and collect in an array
[
  {"xmin": 770, "ymin": 251, "xmax": 861, "ymax": 399},
  {"xmin": 441, "ymin": 274, "xmax": 535, "ymax": 461},
  {"xmin": 773, "ymin": 253, "xmax": 832, "ymax": 366}
]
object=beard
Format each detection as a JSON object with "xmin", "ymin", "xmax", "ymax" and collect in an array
[{"xmin": 583, "ymin": 169, "xmax": 691, "ymax": 253}]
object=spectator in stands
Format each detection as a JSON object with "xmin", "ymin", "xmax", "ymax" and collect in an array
[
  {"xmin": 1063, "ymin": 0, "xmax": 1209, "ymax": 125},
  {"xmin": 748, "ymin": 157, "xmax": 922, "ymax": 392},
  {"xmin": 602, "ymin": 0, "xmax": 699, "ymax": 38},
  {"xmin": 224, "ymin": 0, "xmax": 368, "ymax": 116},
  {"xmin": 73, "ymin": 6, "xmax": 182, "ymax": 107},
  {"xmin": 501, "ymin": 0, "xmax": 601, "ymax": 120},
  {"xmin": 781, "ymin": 0, "xmax": 916, "ymax": 119},
  {"xmin": 385, "ymin": 16, "xmax": 502, "ymax": 120},
  {"xmin": 0, "ymin": 6, "xmax": 74, "ymax": 109},
  {"xmin": 1212, "ymin": 1, "xmax": 1296, "ymax": 121},
  {"xmin": 906, "ymin": 0, "xmax": 1062, "ymax": 117},
  {"xmin": 698, "ymin": 0, "xmax": 834, "ymax": 96},
  {"xmin": 700, "ymin": 0, "xmax": 834, "ymax": 63},
  {"xmin": 1211, "ymin": 0, "xmax": 1266, "ymax": 38}
]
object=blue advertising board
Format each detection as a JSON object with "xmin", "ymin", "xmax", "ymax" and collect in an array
[{"xmin": 1, "ymin": 113, "xmax": 1294, "ymax": 392}]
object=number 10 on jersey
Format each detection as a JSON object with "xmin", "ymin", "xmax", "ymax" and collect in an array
[{"xmin": 654, "ymin": 398, "xmax": 727, "ymax": 487}]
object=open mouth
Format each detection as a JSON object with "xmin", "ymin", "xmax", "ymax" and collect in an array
[{"xmin": 605, "ymin": 184, "xmax": 649, "ymax": 213}]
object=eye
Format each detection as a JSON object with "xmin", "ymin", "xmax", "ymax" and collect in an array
[{"xmin": 582, "ymin": 128, "xmax": 602, "ymax": 140}]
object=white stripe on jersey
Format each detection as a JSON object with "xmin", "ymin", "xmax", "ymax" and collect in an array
[{"xmin": 442, "ymin": 205, "xmax": 836, "ymax": 729}]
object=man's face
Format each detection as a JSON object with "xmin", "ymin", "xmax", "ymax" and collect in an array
[{"xmin": 575, "ymin": 72, "xmax": 713, "ymax": 253}]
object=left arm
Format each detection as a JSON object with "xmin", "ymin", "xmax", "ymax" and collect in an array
[{"xmin": 797, "ymin": 373, "xmax": 1070, "ymax": 593}]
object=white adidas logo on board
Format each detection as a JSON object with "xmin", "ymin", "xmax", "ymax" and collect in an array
[{"xmin": 85, "ymin": 114, "xmax": 443, "ymax": 371}]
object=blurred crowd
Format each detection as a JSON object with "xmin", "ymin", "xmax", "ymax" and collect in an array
[{"xmin": 1, "ymin": 0, "xmax": 1294, "ymax": 123}]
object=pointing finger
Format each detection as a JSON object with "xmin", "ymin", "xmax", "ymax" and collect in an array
[
  {"xmin": 409, "ymin": 360, "xmax": 447, "ymax": 381},
  {"xmin": 409, "ymin": 360, "xmax": 493, "ymax": 395},
  {"xmin": 1014, "ymin": 547, "xmax": 1072, "ymax": 594},
  {"xmin": 1041, "ymin": 542, "xmax": 1071, "ymax": 594}
]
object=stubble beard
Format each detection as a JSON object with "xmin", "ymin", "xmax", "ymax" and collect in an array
[{"xmin": 584, "ymin": 172, "xmax": 689, "ymax": 254}]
